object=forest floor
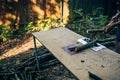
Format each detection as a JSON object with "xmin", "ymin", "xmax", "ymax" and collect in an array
[
  {"xmin": 0, "ymin": 33, "xmax": 77, "ymax": 80},
  {"xmin": 0, "ymin": 26, "xmax": 116, "ymax": 80}
]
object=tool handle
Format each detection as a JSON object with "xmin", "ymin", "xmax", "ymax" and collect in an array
[{"xmin": 75, "ymin": 40, "xmax": 97, "ymax": 52}]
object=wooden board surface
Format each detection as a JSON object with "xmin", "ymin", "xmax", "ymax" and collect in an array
[{"xmin": 32, "ymin": 27, "xmax": 120, "ymax": 80}]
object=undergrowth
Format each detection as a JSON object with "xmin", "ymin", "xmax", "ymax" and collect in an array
[
  {"xmin": 0, "ymin": 8, "xmax": 113, "ymax": 43},
  {"xmin": 0, "ymin": 25, "xmax": 13, "ymax": 43},
  {"xmin": 24, "ymin": 17, "xmax": 62, "ymax": 32},
  {"xmin": 67, "ymin": 8, "xmax": 114, "ymax": 40}
]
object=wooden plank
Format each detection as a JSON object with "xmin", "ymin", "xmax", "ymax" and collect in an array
[{"xmin": 32, "ymin": 27, "xmax": 120, "ymax": 80}]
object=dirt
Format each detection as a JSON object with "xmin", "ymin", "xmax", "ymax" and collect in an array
[{"xmin": 0, "ymin": 34, "xmax": 77, "ymax": 80}]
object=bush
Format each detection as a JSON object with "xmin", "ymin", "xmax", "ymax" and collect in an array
[
  {"xmin": 24, "ymin": 17, "xmax": 62, "ymax": 32},
  {"xmin": 0, "ymin": 25, "xmax": 13, "ymax": 42},
  {"xmin": 67, "ymin": 7, "xmax": 110, "ymax": 39}
]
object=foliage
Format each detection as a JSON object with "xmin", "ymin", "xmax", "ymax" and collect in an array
[
  {"xmin": 0, "ymin": 6, "xmax": 109, "ymax": 43},
  {"xmin": 69, "ymin": 0, "xmax": 83, "ymax": 23},
  {"xmin": 68, "ymin": 9, "xmax": 83, "ymax": 25},
  {"xmin": 0, "ymin": 17, "xmax": 63, "ymax": 43},
  {"xmin": 0, "ymin": 25, "xmax": 13, "ymax": 42},
  {"xmin": 97, "ymin": 15, "xmax": 108, "ymax": 27},
  {"xmin": 24, "ymin": 17, "xmax": 62, "ymax": 32},
  {"xmin": 92, "ymin": 7, "xmax": 104, "ymax": 17},
  {"xmin": 68, "ymin": 7, "xmax": 110, "ymax": 39}
]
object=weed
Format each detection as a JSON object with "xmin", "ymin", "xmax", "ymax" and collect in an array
[
  {"xmin": 24, "ymin": 17, "xmax": 61, "ymax": 32},
  {"xmin": 0, "ymin": 25, "xmax": 13, "ymax": 42}
]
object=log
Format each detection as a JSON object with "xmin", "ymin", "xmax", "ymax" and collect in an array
[
  {"xmin": 14, "ymin": 73, "xmax": 20, "ymax": 80},
  {"xmin": 39, "ymin": 59, "xmax": 60, "ymax": 69},
  {"xmin": 28, "ymin": 53, "xmax": 55, "ymax": 66},
  {"xmin": 24, "ymin": 66, "xmax": 35, "ymax": 72},
  {"xmin": 101, "ymin": 41, "xmax": 115, "ymax": 47},
  {"xmin": 0, "ymin": 71, "xmax": 21, "ymax": 80},
  {"xmin": 0, "ymin": 71, "xmax": 15, "ymax": 75},
  {"xmin": 0, "ymin": 50, "xmax": 59, "ymax": 79},
  {"xmin": 14, "ymin": 56, "xmax": 35, "ymax": 71},
  {"xmin": 38, "ymin": 48, "xmax": 50, "ymax": 55},
  {"xmin": 97, "ymin": 38, "xmax": 115, "ymax": 43},
  {"xmin": 87, "ymin": 29, "xmax": 105, "ymax": 33},
  {"xmin": 15, "ymin": 53, "xmax": 55, "ymax": 71}
]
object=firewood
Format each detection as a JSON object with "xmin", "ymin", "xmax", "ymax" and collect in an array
[{"xmin": 39, "ymin": 59, "xmax": 60, "ymax": 69}]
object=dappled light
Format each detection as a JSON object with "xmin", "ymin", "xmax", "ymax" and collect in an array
[
  {"xmin": 4, "ymin": 13, "xmax": 16, "ymax": 25},
  {"xmin": 0, "ymin": 20, "xmax": 2, "ymax": 25},
  {"xmin": 0, "ymin": 0, "xmax": 19, "ymax": 26},
  {"xmin": 46, "ymin": 0, "xmax": 60, "ymax": 18},
  {"xmin": 63, "ymin": 0, "xmax": 69, "ymax": 24},
  {"xmin": 0, "ymin": 0, "xmax": 70, "ymax": 44},
  {"xmin": 30, "ymin": 0, "xmax": 45, "ymax": 19},
  {"xmin": 30, "ymin": 0, "xmax": 37, "ymax": 4},
  {"xmin": 0, "ymin": 0, "xmax": 69, "ymax": 27},
  {"xmin": 31, "ymin": 4, "xmax": 45, "ymax": 19},
  {"xmin": 0, "ymin": 37, "xmax": 41, "ymax": 60}
]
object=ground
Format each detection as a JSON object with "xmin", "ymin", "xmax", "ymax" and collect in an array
[
  {"xmin": 0, "ymin": 33, "xmax": 77, "ymax": 80},
  {"xmin": 0, "ymin": 26, "xmax": 116, "ymax": 80}
]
